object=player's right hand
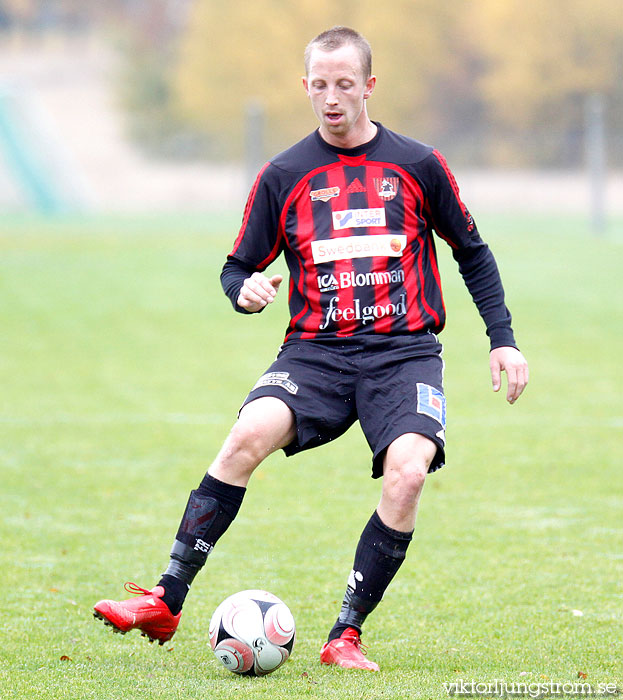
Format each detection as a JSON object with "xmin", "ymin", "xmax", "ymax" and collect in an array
[{"xmin": 237, "ymin": 272, "xmax": 283, "ymax": 313}]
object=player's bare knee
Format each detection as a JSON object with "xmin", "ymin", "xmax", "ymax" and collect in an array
[
  {"xmin": 403, "ymin": 463, "xmax": 428, "ymax": 497},
  {"xmin": 388, "ymin": 462, "xmax": 428, "ymax": 503},
  {"xmin": 223, "ymin": 419, "xmax": 271, "ymax": 467}
]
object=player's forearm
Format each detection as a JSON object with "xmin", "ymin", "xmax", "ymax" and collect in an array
[
  {"xmin": 454, "ymin": 245, "xmax": 517, "ymax": 350},
  {"xmin": 220, "ymin": 257, "xmax": 257, "ymax": 314}
]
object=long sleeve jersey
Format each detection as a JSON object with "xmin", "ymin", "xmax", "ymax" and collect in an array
[{"xmin": 221, "ymin": 123, "xmax": 516, "ymax": 350}]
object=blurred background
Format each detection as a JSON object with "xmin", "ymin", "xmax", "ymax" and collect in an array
[{"xmin": 0, "ymin": 0, "xmax": 621, "ymax": 224}]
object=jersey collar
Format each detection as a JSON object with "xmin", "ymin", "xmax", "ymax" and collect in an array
[{"xmin": 315, "ymin": 121, "xmax": 383, "ymax": 158}]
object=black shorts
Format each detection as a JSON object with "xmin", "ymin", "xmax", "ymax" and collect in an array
[{"xmin": 241, "ymin": 333, "xmax": 446, "ymax": 478}]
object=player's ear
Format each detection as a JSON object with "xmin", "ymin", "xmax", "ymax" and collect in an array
[
  {"xmin": 302, "ymin": 76, "xmax": 310, "ymax": 97},
  {"xmin": 363, "ymin": 74, "xmax": 376, "ymax": 100}
]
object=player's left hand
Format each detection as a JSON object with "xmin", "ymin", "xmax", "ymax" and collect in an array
[{"xmin": 489, "ymin": 346, "xmax": 529, "ymax": 404}]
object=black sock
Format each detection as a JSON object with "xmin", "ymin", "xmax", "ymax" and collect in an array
[
  {"xmin": 195, "ymin": 473, "xmax": 247, "ymax": 514},
  {"xmin": 328, "ymin": 510, "xmax": 413, "ymax": 641},
  {"xmin": 158, "ymin": 474, "xmax": 246, "ymax": 615},
  {"xmin": 158, "ymin": 574, "xmax": 189, "ymax": 616}
]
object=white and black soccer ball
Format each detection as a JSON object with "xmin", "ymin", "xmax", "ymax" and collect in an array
[{"xmin": 209, "ymin": 590, "xmax": 296, "ymax": 676}]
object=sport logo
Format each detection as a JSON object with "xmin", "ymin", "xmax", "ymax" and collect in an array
[
  {"xmin": 310, "ymin": 186, "xmax": 340, "ymax": 202},
  {"xmin": 335, "ymin": 211, "xmax": 354, "ymax": 228},
  {"xmin": 346, "ymin": 178, "xmax": 366, "ymax": 194},
  {"xmin": 332, "ymin": 208, "xmax": 386, "ymax": 230},
  {"xmin": 374, "ymin": 177, "xmax": 399, "ymax": 201},
  {"xmin": 311, "ymin": 234, "xmax": 407, "ymax": 264}
]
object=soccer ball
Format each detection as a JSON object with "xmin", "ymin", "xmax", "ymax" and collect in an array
[{"xmin": 209, "ymin": 590, "xmax": 296, "ymax": 676}]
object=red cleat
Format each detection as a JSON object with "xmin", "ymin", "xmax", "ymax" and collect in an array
[
  {"xmin": 93, "ymin": 582, "xmax": 181, "ymax": 645},
  {"xmin": 320, "ymin": 627, "xmax": 380, "ymax": 671}
]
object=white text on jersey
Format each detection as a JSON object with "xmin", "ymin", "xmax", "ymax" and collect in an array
[
  {"xmin": 317, "ymin": 269, "xmax": 405, "ymax": 293},
  {"xmin": 311, "ymin": 233, "xmax": 406, "ymax": 264}
]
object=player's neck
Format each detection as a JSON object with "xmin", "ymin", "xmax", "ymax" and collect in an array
[{"xmin": 320, "ymin": 118, "xmax": 377, "ymax": 151}]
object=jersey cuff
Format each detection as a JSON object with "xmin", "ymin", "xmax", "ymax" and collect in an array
[{"xmin": 488, "ymin": 327, "xmax": 518, "ymax": 351}]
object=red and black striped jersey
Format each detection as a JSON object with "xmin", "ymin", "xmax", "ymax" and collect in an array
[{"xmin": 221, "ymin": 123, "xmax": 516, "ymax": 349}]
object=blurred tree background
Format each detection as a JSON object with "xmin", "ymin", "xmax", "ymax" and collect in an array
[{"xmin": 1, "ymin": 0, "xmax": 621, "ymax": 168}]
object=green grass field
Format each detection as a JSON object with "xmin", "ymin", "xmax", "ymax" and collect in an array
[{"xmin": 1, "ymin": 212, "xmax": 621, "ymax": 699}]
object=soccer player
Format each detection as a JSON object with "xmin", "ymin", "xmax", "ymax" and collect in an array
[{"xmin": 94, "ymin": 26, "xmax": 528, "ymax": 671}]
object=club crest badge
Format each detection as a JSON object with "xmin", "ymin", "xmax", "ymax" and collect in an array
[{"xmin": 374, "ymin": 177, "xmax": 399, "ymax": 201}]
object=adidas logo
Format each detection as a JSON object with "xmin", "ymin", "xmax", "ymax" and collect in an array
[{"xmin": 346, "ymin": 178, "xmax": 366, "ymax": 194}]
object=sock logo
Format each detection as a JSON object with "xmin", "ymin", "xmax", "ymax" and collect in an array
[
  {"xmin": 347, "ymin": 569, "xmax": 364, "ymax": 591},
  {"xmin": 194, "ymin": 538, "xmax": 213, "ymax": 555}
]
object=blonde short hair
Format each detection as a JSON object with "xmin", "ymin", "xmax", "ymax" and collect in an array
[{"xmin": 304, "ymin": 26, "xmax": 372, "ymax": 78}]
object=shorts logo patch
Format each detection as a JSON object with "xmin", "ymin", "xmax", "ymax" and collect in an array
[
  {"xmin": 416, "ymin": 383, "xmax": 446, "ymax": 428},
  {"xmin": 252, "ymin": 371, "xmax": 299, "ymax": 395}
]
